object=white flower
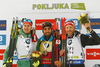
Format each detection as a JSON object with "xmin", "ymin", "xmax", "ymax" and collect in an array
[{"xmin": 81, "ymin": 13, "xmax": 85, "ymax": 17}]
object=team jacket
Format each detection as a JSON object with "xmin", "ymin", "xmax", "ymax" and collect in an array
[{"xmin": 3, "ymin": 29, "xmax": 39, "ymax": 67}]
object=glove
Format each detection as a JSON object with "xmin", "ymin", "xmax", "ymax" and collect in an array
[
  {"xmin": 32, "ymin": 60, "xmax": 40, "ymax": 67},
  {"xmin": 32, "ymin": 35, "xmax": 37, "ymax": 42},
  {"xmin": 3, "ymin": 64, "xmax": 6, "ymax": 67}
]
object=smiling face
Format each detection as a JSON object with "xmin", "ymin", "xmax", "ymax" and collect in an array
[
  {"xmin": 43, "ymin": 26, "xmax": 52, "ymax": 38},
  {"xmin": 23, "ymin": 23, "xmax": 32, "ymax": 34},
  {"xmin": 65, "ymin": 25, "xmax": 75, "ymax": 37}
]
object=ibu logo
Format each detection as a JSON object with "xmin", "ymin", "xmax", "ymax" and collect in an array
[
  {"xmin": 73, "ymin": 19, "xmax": 80, "ymax": 29},
  {"xmin": 0, "ymin": 35, "xmax": 6, "ymax": 45}
]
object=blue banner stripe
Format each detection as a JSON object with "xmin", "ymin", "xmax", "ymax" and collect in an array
[
  {"xmin": 0, "ymin": 20, "xmax": 6, "ymax": 30},
  {"xmin": 67, "ymin": 59, "xmax": 84, "ymax": 65},
  {"xmin": 90, "ymin": 19, "xmax": 100, "ymax": 29},
  {"xmin": 18, "ymin": 58, "xmax": 32, "ymax": 60}
]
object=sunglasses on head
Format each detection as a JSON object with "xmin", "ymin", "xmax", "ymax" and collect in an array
[
  {"xmin": 23, "ymin": 19, "xmax": 32, "ymax": 22},
  {"xmin": 66, "ymin": 19, "xmax": 73, "ymax": 22},
  {"xmin": 43, "ymin": 23, "xmax": 51, "ymax": 27}
]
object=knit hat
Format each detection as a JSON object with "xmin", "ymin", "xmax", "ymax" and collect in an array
[
  {"xmin": 64, "ymin": 19, "xmax": 75, "ymax": 28},
  {"xmin": 42, "ymin": 22, "xmax": 52, "ymax": 29}
]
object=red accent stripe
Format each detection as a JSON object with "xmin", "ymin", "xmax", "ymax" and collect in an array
[
  {"xmin": 35, "ymin": 19, "xmax": 55, "ymax": 30},
  {"xmin": 57, "ymin": 22, "xmax": 59, "ymax": 30},
  {"xmin": 23, "ymin": 22, "xmax": 32, "ymax": 26},
  {"xmin": 61, "ymin": 18, "xmax": 63, "ymax": 27},
  {"xmin": 64, "ymin": 17, "xmax": 65, "ymax": 25},
  {"xmin": 53, "ymin": 21, "xmax": 55, "ymax": 30},
  {"xmin": 40, "ymin": 62, "xmax": 51, "ymax": 65},
  {"xmin": 12, "ymin": 64, "xmax": 17, "ymax": 67},
  {"xmin": 58, "ymin": 44, "xmax": 60, "ymax": 61},
  {"xmin": 62, "ymin": 26, "xmax": 66, "ymax": 40},
  {"xmin": 56, "ymin": 44, "xmax": 58, "ymax": 61},
  {"xmin": 0, "ymin": 49, "xmax": 5, "ymax": 60}
]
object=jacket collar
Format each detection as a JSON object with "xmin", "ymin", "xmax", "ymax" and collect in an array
[
  {"xmin": 39, "ymin": 34, "xmax": 53, "ymax": 41},
  {"xmin": 19, "ymin": 29, "xmax": 31, "ymax": 38},
  {"xmin": 67, "ymin": 30, "xmax": 80, "ymax": 38}
]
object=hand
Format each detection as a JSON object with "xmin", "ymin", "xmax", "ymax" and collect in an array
[
  {"xmin": 60, "ymin": 49, "xmax": 65, "ymax": 56},
  {"xmin": 32, "ymin": 60, "xmax": 40, "ymax": 67},
  {"xmin": 54, "ymin": 61, "xmax": 61, "ymax": 67},
  {"xmin": 32, "ymin": 35, "xmax": 37, "ymax": 42},
  {"xmin": 3, "ymin": 64, "xmax": 6, "ymax": 67},
  {"xmin": 32, "ymin": 27, "xmax": 37, "ymax": 42},
  {"xmin": 83, "ymin": 23, "xmax": 92, "ymax": 31},
  {"xmin": 32, "ymin": 27, "xmax": 36, "ymax": 35}
]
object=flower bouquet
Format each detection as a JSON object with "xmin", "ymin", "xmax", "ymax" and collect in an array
[
  {"xmin": 78, "ymin": 13, "xmax": 90, "ymax": 32},
  {"xmin": 31, "ymin": 51, "xmax": 41, "ymax": 67}
]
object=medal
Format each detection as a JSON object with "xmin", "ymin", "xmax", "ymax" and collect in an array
[
  {"xmin": 42, "ymin": 41, "xmax": 49, "ymax": 56},
  {"xmin": 43, "ymin": 50, "xmax": 48, "ymax": 55}
]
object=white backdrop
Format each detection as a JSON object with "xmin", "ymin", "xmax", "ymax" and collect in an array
[{"xmin": 0, "ymin": 0, "xmax": 100, "ymax": 67}]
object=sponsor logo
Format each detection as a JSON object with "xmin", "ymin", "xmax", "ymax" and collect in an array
[
  {"xmin": 0, "ymin": 20, "xmax": 6, "ymax": 30},
  {"xmin": 0, "ymin": 49, "xmax": 5, "ymax": 60},
  {"xmin": 86, "ymin": 49, "xmax": 100, "ymax": 60},
  {"xmin": 35, "ymin": 19, "xmax": 55, "ymax": 30},
  {"xmin": 87, "ymin": 52, "xmax": 100, "ymax": 57},
  {"xmin": 0, "ymin": 35, "xmax": 6, "ymax": 45},
  {"xmin": 68, "ymin": 40, "xmax": 72, "ymax": 45},
  {"xmin": 13, "ymin": 50, "xmax": 18, "ymax": 60},
  {"xmin": 33, "ymin": 3, "xmax": 69, "ymax": 10},
  {"xmin": 73, "ymin": 61, "xmax": 81, "ymax": 64},
  {"xmin": 71, "ymin": 3, "xmax": 86, "ymax": 10},
  {"xmin": 36, "ymin": 23, "xmax": 42, "ymax": 26},
  {"xmin": 33, "ymin": 3, "xmax": 85, "ymax": 10},
  {"xmin": 90, "ymin": 18, "xmax": 100, "ymax": 29}
]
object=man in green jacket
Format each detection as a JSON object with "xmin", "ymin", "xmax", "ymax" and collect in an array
[{"xmin": 3, "ymin": 19, "xmax": 39, "ymax": 67}]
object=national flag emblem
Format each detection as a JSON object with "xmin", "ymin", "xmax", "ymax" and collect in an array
[{"xmin": 56, "ymin": 40, "xmax": 60, "ymax": 44}]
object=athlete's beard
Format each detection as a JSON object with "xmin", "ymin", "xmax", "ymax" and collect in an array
[
  {"xmin": 44, "ymin": 32, "xmax": 52, "ymax": 39},
  {"xmin": 67, "ymin": 30, "xmax": 75, "ymax": 37}
]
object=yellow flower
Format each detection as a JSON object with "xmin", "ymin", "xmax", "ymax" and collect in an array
[
  {"xmin": 39, "ymin": 52, "xmax": 42, "ymax": 55},
  {"xmin": 36, "ymin": 54, "xmax": 40, "ymax": 58},
  {"xmin": 81, "ymin": 13, "xmax": 85, "ymax": 17},
  {"xmin": 32, "ymin": 53, "xmax": 36, "ymax": 57},
  {"xmin": 78, "ymin": 16, "xmax": 81, "ymax": 20}
]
